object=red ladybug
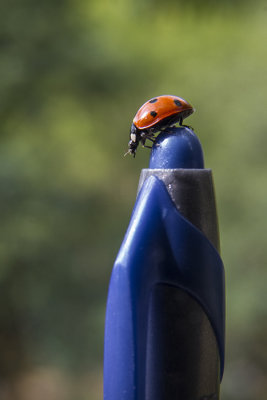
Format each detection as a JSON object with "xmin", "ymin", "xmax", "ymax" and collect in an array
[{"xmin": 126, "ymin": 95, "xmax": 195, "ymax": 157}]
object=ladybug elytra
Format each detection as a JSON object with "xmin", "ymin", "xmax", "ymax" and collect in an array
[{"xmin": 125, "ymin": 95, "xmax": 195, "ymax": 157}]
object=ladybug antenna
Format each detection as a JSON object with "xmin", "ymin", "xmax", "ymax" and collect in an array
[{"xmin": 124, "ymin": 149, "xmax": 131, "ymax": 157}]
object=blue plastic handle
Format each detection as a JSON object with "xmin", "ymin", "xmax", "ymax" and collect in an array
[
  {"xmin": 104, "ymin": 127, "xmax": 225, "ymax": 400},
  {"xmin": 149, "ymin": 127, "xmax": 204, "ymax": 169}
]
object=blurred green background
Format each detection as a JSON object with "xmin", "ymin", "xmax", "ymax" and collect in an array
[{"xmin": 0, "ymin": 0, "xmax": 267, "ymax": 399}]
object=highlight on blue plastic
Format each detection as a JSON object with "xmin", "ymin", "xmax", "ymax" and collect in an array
[{"xmin": 149, "ymin": 127, "xmax": 204, "ymax": 169}]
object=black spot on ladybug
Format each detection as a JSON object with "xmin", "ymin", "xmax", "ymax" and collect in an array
[
  {"xmin": 150, "ymin": 111, "xmax": 157, "ymax": 117},
  {"xmin": 174, "ymin": 99, "xmax": 182, "ymax": 107},
  {"xmin": 149, "ymin": 98, "xmax": 158, "ymax": 103}
]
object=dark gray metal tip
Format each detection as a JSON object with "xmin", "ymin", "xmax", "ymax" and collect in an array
[{"xmin": 138, "ymin": 169, "xmax": 220, "ymax": 252}]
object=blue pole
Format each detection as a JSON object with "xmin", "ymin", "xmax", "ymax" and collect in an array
[{"xmin": 104, "ymin": 127, "xmax": 225, "ymax": 400}]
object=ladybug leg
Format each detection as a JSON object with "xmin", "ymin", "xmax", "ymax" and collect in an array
[
  {"xmin": 145, "ymin": 137, "xmax": 157, "ymax": 143},
  {"xmin": 179, "ymin": 117, "xmax": 194, "ymax": 131},
  {"xmin": 182, "ymin": 124, "xmax": 194, "ymax": 131},
  {"xmin": 140, "ymin": 131, "xmax": 159, "ymax": 150},
  {"xmin": 141, "ymin": 138, "xmax": 159, "ymax": 149},
  {"xmin": 140, "ymin": 131, "xmax": 156, "ymax": 140},
  {"xmin": 140, "ymin": 132, "xmax": 157, "ymax": 144},
  {"xmin": 140, "ymin": 136, "xmax": 152, "ymax": 149}
]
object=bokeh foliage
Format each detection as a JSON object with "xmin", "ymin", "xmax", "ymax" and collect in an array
[{"xmin": 0, "ymin": 0, "xmax": 267, "ymax": 399}]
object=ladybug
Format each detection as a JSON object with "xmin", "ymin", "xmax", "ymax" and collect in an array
[{"xmin": 125, "ymin": 95, "xmax": 195, "ymax": 157}]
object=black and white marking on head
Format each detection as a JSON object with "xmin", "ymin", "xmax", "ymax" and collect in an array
[
  {"xmin": 174, "ymin": 99, "xmax": 182, "ymax": 107},
  {"xmin": 150, "ymin": 111, "xmax": 157, "ymax": 117},
  {"xmin": 130, "ymin": 133, "xmax": 137, "ymax": 142},
  {"xmin": 149, "ymin": 98, "xmax": 158, "ymax": 103}
]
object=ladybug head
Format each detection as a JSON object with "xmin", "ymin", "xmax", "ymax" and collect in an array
[{"xmin": 124, "ymin": 124, "xmax": 140, "ymax": 157}]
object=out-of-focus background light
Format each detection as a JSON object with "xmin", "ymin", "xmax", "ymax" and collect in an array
[{"xmin": 0, "ymin": 1, "xmax": 267, "ymax": 399}]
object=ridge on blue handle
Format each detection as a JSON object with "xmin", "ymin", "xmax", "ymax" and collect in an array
[{"xmin": 104, "ymin": 176, "xmax": 225, "ymax": 400}]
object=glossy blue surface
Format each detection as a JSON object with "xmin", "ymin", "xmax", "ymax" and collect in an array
[
  {"xmin": 104, "ymin": 176, "xmax": 225, "ymax": 400},
  {"xmin": 149, "ymin": 127, "xmax": 204, "ymax": 169}
]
